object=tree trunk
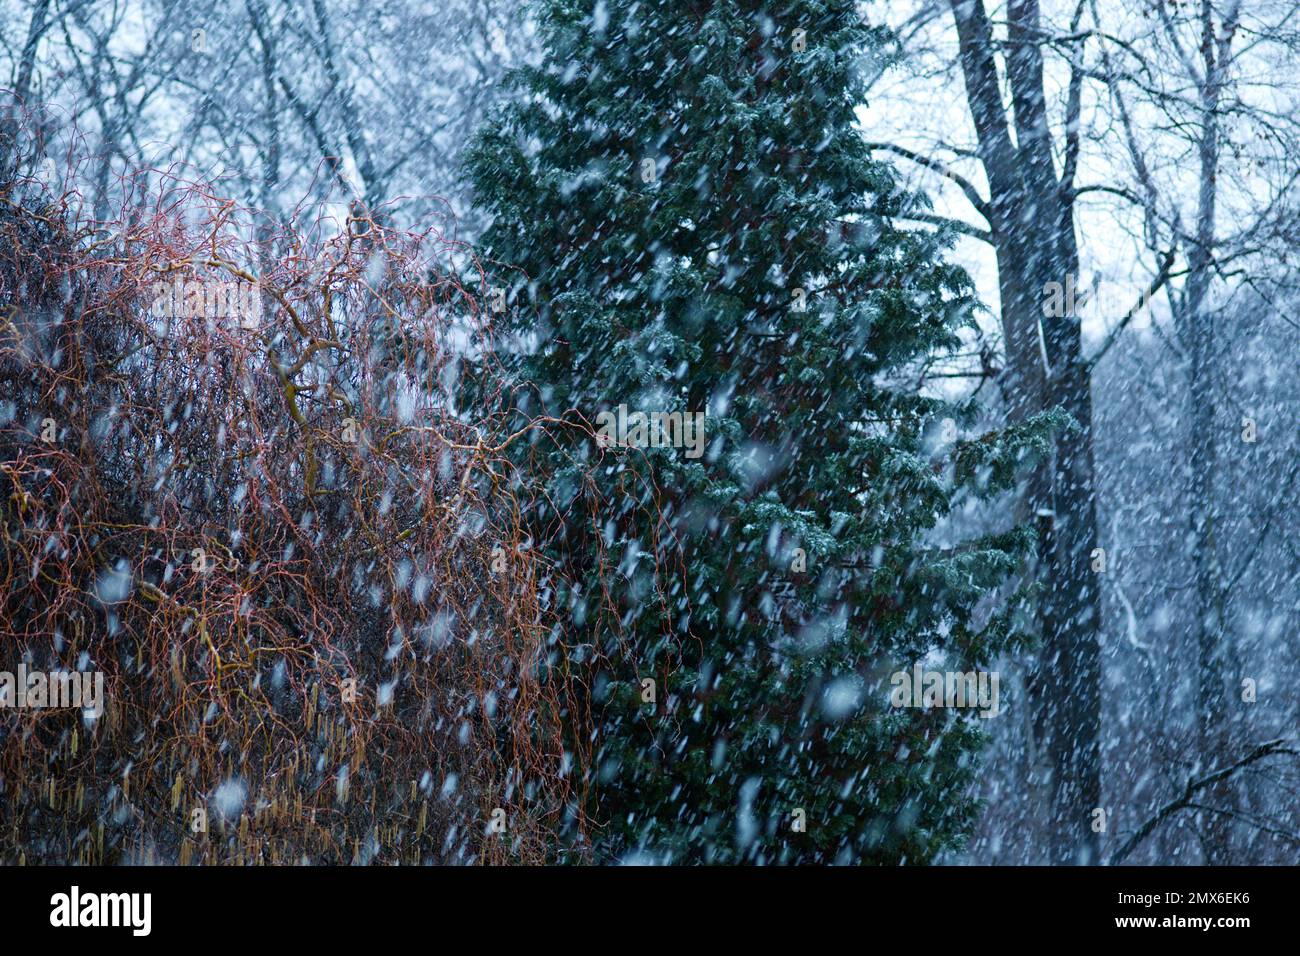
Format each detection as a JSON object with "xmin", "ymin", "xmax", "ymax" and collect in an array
[
  {"xmin": 950, "ymin": 0, "xmax": 1103, "ymax": 864},
  {"xmin": 1180, "ymin": 0, "xmax": 1236, "ymax": 864}
]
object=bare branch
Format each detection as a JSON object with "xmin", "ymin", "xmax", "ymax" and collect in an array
[
  {"xmin": 866, "ymin": 141, "xmax": 991, "ymax": 221},
  {"xmin": 1109, "ymin": 739, "xmax": 1300, "ymax": 864}
]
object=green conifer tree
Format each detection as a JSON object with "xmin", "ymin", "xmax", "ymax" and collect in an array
[{"xmin": 467, "ymin": 0, "xmax": 1057, "ymax": 863}]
